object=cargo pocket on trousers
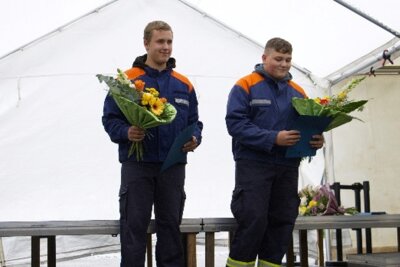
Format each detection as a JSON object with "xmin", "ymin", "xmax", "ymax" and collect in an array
[
  {"xmin": 119, "ymin": 185, "xmax": 128, "ymax": 222},
  {"xmin": 230, "ymin": 187, "xmax": 243, "ymax": 221},
  {"xmin": 179, "ymin": 189, "xmax": 186, "ymax": 224}
]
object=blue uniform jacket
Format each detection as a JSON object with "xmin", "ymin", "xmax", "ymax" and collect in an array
[
  {"xmin": 225, "ymin": 64, "xmax": 307, "ymax": 167},
  {"xmin": 102, "ymin": 55, "xmax": 203, "ymax": 163}
]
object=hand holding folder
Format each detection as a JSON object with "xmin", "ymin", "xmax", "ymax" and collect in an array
[
  {"xmin": 285, "ymin": 115, "xmax": 332, "ymax": 158},
  {"xmin": 160, "ymin": 123, "xmax": 196, "ymax": 172}
]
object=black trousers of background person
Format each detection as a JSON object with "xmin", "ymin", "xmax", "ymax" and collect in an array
[
  {"xmin": 119, "ymin": 161, "xmax": 186, "ymax": 267},
  {"xmin": 229, "ymin": 160, "xmax": 300, "ymax": 265}
]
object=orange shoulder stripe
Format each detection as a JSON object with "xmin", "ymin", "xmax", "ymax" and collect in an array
[
  {"xmin": 171, "ymin": 71, "xmax": 194, "ymax": 92},
  {"xmin": 235, "ymin": 73, "xmax": 264, "ymax": 94},
  {"xmin": 288, "ymin": 80, "xmax": 308, "ymax": 98},
  {"xmin": 124, "ymin": 67, "xmax": 145, "ymax": 80}
]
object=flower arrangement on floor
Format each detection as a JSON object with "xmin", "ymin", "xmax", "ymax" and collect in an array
[
  {"xmin": 298, "ymin": 184, "xmax": 358, "ymax": 216},
  {"xmin": 292, "ymin": 76, "xmax": 368, "ymax": 131},
  {"xmin": 97, "ymin": 69, "xmax": 177, "ymax": 160}
]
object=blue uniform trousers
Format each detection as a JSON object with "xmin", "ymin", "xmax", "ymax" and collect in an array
[
  {"xmin": 229, "ymin": 160, "xmax": 300, "ymax": 265},
  {"xmin": 119, "ymin": 162, "xmax": 186, "ymax": 267}
]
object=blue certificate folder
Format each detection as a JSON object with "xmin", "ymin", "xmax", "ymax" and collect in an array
[
  {"xmin": 285, "ymin": 115, "xmax": 332, "ymax": 158},
  {"xmin": 160, "ymin": 123, "xmax": 196, "ymax": 172}
]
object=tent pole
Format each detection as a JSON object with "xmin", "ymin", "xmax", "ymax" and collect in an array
[
  {"xmin": 323, "ymin": 84, "xmax": 336, "ymax": 262},
  {"xmin": 323, "ymin": 82, "xmax": 336, "ymax": 186},
  {"xmin": 328, "ymin": 41, "xmax": 400, "ymax": 85},
  {"xmin": 0, "ymin": 237, "xmax": 5, "ymax": 267},
  {"xmin": 333, "ymin": 0, "xmax": 400, "ymax": 39}
]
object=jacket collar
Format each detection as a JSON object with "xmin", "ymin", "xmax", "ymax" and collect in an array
[
  {"xmin": 254, "ymin": 63, "xmax": 292, "ymax": 83},
  {"xmin": 132, "ymin": 54, "xmax": 176, "ymax": 72}
]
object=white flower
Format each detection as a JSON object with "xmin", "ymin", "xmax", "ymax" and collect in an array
[{"xmin": 300, "ymin": 196, "xmax": 308, "ymax": 206}]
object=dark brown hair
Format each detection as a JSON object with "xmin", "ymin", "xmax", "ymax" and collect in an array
[{"xmin": 265, "ymin": 37, "xmax": 292, "ymax": 54}]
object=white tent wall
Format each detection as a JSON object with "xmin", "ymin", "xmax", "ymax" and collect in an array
[
  {"xmin": 0, "ymin": 0, "xmax": 322, "ymax": 264},
  {"xmin": 330, "ymin": 57, "xmax": 400, "ymax": 252},
  {"xmin": 0, "ymin": 0, "xmax": 319, "ymax": 221}
]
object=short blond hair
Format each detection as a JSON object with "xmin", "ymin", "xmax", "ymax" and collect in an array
[{"xmin": 143, "ymin": 21, "xmax": 173, "ymax": 42}]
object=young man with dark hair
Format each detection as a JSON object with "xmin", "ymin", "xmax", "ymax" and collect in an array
[{"xmin": 225, "ymin": 37, "xmax": 324, "ymax": 267}]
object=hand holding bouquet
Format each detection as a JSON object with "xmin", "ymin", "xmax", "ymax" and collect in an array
[
  {"xmin": 292, "ymin": 77, "xmax": 368, "ymax": 131},
  {"xmin": 97, "ymin": 69, "xmax": 177, "ymax": 160}
]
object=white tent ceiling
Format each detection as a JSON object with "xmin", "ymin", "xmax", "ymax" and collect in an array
[
  {"xmin": 189, "ymin": 0, "xmax": 400, "ymax": 78},
  {"xmin": 1, "ymin": 0, "xmax": 400, "ymax": 78}
]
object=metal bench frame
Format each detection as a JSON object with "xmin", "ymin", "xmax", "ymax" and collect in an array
[{"xmin": 1, "ymin": 215, "xmax": 400, "ymax": 267}]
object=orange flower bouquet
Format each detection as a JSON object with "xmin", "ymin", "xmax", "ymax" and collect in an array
[{"xmin": 97, "ymin": 69, "xmax": 177, "ymax": 160}]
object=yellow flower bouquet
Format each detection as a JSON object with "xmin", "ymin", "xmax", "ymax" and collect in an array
[
  {"xmin": 97, "ymin": 69, "xmax": 177, "ymax": 160},
  {"xmin": 292, "ymin": 77, "xmax": 368, "ymax": 131},
  {"xmin": 299, "ymin": 184, "xmax": 358, "ymax": 216}
]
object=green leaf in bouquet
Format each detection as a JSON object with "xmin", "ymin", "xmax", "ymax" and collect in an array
[
  {"xmin": 96, "ymin": 74, "xmax": 109, "ymax": 82},
  {"xmin": 159, "ymin": 103, "xmax": 177, "ymax": 121},
  {"xmin": 344, "ymin": 207, "xmax": 359, "ymax": 215},
  {"xmin": 97, "ymin": 74, "xmax": 121, "ymax": 87},
  {"xmin": 317, "ymin": 106, "xmax": 334, "ymax": 117},
  {"xmin": 340, "ymin": 100, "xmax": 368, "ymax": 113},
  {"xmin": 142, "ymin": 103, "xmax": 176, "ymax": 128},
  {"xmin": 110, "ymin": 95, "xmax": 139, "ymax": 125},
  {"xmin": 97, "ymin": 74, "xmax": 140, "ymax": 102},
  {"xmin": 324, "ymin": 112, "xmax": 353, "ymax": 131},
  {"xmin": 292, "ymin": 98, "xmax": 324, "ymax": 116}
]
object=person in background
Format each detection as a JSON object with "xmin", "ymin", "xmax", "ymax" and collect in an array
[
  {"xmin": 102, "ymin": 20, "xmax": 203, "ymax": 267},
  {"xmin": 225, "ymin": 37, "xmax": 324, "ymax": 267}
]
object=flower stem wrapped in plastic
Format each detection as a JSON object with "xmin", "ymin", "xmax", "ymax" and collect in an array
[
  {"xmin": 292, "ymin": 77, "xmax": 368, "ymax": 131},
  {"xmin": 97, "ymin": 69, "xmax": 177, "ymax": 160}
]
